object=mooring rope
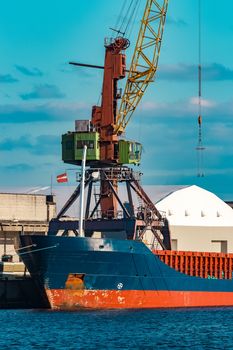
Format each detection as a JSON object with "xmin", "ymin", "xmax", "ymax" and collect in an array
[{"xmin": 18, "ymin": 244, "xmax": 59, "ymax": 256}]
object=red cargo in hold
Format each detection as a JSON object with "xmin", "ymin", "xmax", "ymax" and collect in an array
[{"xmin": 154, "ymin": 250, "xmax": 233, "ymax": 280}]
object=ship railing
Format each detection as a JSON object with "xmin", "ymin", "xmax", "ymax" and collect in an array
[
  {"xmin": 87, "ymin": 208, "xmax": 163, "ymax": 221},
  {"xmin": 76, "ymin": 167, "xmax": 141, "ymax": 183},
  {"xmin": 88, "ymin": 210, "xmax": 124, "ymax": 220},
  {"xmin": 136, "ymin": 207, "xmax": 166, "ymax": 222}
]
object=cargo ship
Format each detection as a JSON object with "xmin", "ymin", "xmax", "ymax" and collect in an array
[
  {"xmin": 19, "ymin": 234, "xmax": 233, "ymax": 309},
  {"xmin": 18, "ymin": 1, "xmax": 233, "ymax": 310}
]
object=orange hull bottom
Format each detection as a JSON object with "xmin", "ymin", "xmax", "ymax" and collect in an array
[{"xmin": 46, "ymin": 289, "xmax": 233, "ymax": 310}]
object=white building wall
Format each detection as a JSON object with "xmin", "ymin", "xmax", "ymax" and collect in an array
[
  {"xmin": 0, "ymin": 193, "xmax": 48, "ymax": 221},
  {"xmin": 170, "ymin": 226, "xmax": 233, "ymax": 253},
  {"xmin": 0, "ymin": 193, "xmax": 56, "ymax": 262}
]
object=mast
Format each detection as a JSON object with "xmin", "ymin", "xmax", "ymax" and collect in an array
[{"xmin": 79, "ymin": 145, "xmax": 87, "ymax": 237}]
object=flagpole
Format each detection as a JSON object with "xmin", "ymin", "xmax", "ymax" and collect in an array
[{"xmin": 79, "ymin": 145, "xmax": 87, "ymax": 237}]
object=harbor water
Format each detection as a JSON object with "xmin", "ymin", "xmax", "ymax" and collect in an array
[{"xmin": 1, "ymin": 308, "xmax": 233, "ymax": 349}]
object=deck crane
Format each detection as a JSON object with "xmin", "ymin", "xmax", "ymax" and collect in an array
[{"xmin": 50, "ymin": 0, "xmax": 171, "ymax": 250}]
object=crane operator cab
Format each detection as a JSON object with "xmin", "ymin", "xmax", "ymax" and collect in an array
[{"xmin": 62, "ymin": 120, "xmax": 142, "ymax": 166}]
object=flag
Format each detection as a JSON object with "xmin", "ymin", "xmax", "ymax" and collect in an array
[{"xmin": 56, "ymin": 172, "xmax": 68, "ymax": 183}]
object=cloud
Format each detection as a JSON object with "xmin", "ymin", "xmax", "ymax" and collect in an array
[
  {"xmin": 0, "ymin": 136, "xmax": 32, "ymax": 151},
  {"xmin": 158, "ymin": 63, "xmax": 233, "ymax": 81},
  {"xmin": 129, "ymin": 99, "xmax": 233, "ymax": 187},
  {"xmin": 0, "ymin": 95, "xmax": 230, "ymax": 127},
  {"xmin": 203, "ymin": 63, "xmax": 233, "ymax": 81},
  {"xmin": 0, "ymin": 74, "xmax": 18, "ymax": 83},
  {"xmin": 1, "ymin": 163, "xmax": 34, "ymax": 172},
  {"xmin": 0, "ymin": 96, "xmax": 226, "ymax": 126},
  {"xmin": 20, "ymin": 84, "xmax": 65, "ymax": 100},
  {"xmin": 15, "ymin": 65, "xmax": 43, "ymax": 77},
  {"xmin": 190, "ymin": 97, "xmax": 216, "ymax": 108},
  {"xmin": 0, "ymin": 101, "xmax": 89, "ymax": 124},
  {"xmin": 138, "ymin": 98, "xmax": 217, "ymax": 119},
  {"xmin": 166, "ymin": 16, "xmax": 188, "ymax": 27},
  {"xmin": 0, "ymin": 135, "xmax": 60, "ymax": 155},
  {"xmin": 207, "ymin": 123, "xmax": 233, "ymax": 146}
]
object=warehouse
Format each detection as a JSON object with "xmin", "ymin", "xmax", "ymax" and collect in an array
[{"xmin": 155, "ymin": 185, "xmax": 233, "ymax": 253}]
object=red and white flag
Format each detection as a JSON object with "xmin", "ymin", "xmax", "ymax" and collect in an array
[{"xmin": 56, "ymin": 172, "xmax": 68, "ymax": 183}]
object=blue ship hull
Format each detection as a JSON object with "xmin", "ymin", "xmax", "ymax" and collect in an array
[{"xmin": 19, "ymin": 235, "xmax": 233, "ymax": 309}]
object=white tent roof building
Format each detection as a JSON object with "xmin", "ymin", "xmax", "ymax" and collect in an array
[
  {"xmin": 155, "ymin": 185, "xmax": 233, "ymax": 253},
  {"xmin": 156, "ymin": 185, "xmax": 233, "ymax": 227}
]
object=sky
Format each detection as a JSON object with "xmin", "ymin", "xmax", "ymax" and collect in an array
[{"xmin": 1, "ymin": 0, "xmax": 233, "ymax": 200}]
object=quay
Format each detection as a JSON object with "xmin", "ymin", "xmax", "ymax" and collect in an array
[{"xmin": 0, "ymin": 192, "xmax": 55, "ymax": 308}]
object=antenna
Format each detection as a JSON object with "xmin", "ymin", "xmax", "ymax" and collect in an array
[{"xmin": 196, "ymin": 0, "xmax": 205, "ymax": 177}]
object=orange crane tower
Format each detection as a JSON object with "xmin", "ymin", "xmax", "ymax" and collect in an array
[{"xmin": 51, "ymin": 0, "xmax": 171, "ymax": 250}]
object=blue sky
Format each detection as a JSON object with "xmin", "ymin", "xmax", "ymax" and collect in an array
[{"xmin": 1, "ymin": 0, "xmax": 233, "ymax": 199}]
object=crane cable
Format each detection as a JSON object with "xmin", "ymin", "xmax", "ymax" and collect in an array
[
  {"xmin": 196, "ymin": 0, "xmax": 205, "ymax": 177},
  {"xmin": 120, "ymin": 0, "xmax": 135, "ymax": 35},
  {"xmin": 127, "ymin": 0, "xmax": 142, "ymax": 39},
  {"xmin": 114, "ymin": 1, "xmax": 129, "ymax": 35},
  {"xmin": 124, "ymin": 0, "xmax": 141, "ymax": 37},
  {"xmin": 112, "ymin": 0, "xmax": 141, "ymax": 38}
]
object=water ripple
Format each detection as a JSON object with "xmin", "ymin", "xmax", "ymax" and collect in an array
[{"xmin": 1, "ymin": 308, "xmax": 233, "ymax": 349}]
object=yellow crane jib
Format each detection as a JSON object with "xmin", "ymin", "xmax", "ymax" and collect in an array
[{"xmin": 114, "ymin": 0, "xmax": 169, "ymax": 135}]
